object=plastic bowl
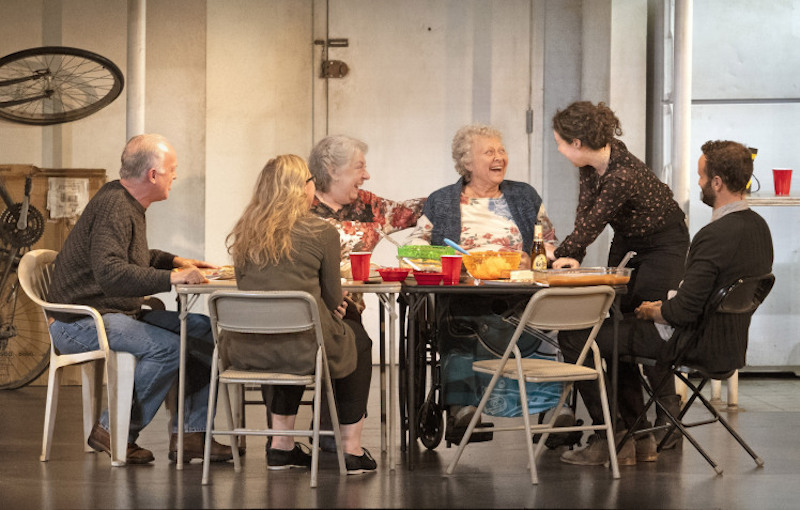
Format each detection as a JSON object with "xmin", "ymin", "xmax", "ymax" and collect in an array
[
  {"xmin": 413, "ymin": 270, "xmax": 444, "ymax": 285},
  {"xmin": 462, "ymin": 251, "xmax": 522, "ymax": 280},
  {"xmin": 377, "ymin": 267, "xmax": 412, "ymax": 282}
]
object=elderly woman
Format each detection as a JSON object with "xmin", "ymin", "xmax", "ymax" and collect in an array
[
  {"xmin": 551, "ymin": 101, "xmax": 689, "ymax": 462},
  {"xmin": 308, "ymin": 135, "xmax": 425, "ymax": 263},
  {"xmin": 306, "ymin": 135, "xmax": 425, "ymax": 450},
  {"xmin": 412, "ymin": 124, "xmax": 569, "ymax": 445},
  {"xmin": 225, "ymin": 155, "xmax": 376, "ymax": 474}
]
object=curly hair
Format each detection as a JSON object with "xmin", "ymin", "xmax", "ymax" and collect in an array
[
  {"xmin": 226, "ymin": 154, "xmax": 320, "ymax": 268},
  {"xmin": 451, "ymin": 124, "xmax": 504, "ymax": 180},
  {"xmin": 700, "ymin": 140, "xmax": 753, "ymax": 193},
  {"xmin": 308, "ymin": 135, "xmax": 368, "ymax": 193},
  {"xmin": 552, "ymin": 101, "xmax": 622, "ymax": 150}
]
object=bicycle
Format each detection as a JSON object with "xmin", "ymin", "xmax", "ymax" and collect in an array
[
  {"xmin": 0, "ymin": 46, "xmax": 124, "ymax": 388},
  {"xmin": 0, "ymin": 173, "xmax": 48, "ymax": 389},
  {"xmin": 0, "ymin": 46, "xmax": 123, "ymax": 125}
]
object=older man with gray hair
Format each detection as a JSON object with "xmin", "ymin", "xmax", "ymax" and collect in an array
[{"xmin": 47, "ymin": 134, "xmax": 232, "ymax": 464}]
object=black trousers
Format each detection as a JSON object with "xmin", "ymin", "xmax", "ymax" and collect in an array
[
  {"xmin": 267, "ymin": 316, "xmax": 372, "ymax": 425},
  {"xmin": 563, "ymin": 219, "xmax": 689, "ymax": 432},
  {"xmin": 559, "ymin": 316, "xmax": 673, "ymax": 431}
]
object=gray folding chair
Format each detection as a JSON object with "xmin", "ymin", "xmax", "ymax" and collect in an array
[
  {"xmin": 201, "ymin": 290, "xmax": 346, "ymax": 488},
  {"xmin": 446, "ymin": 285, "xmax": 618, "ymax": 484}
]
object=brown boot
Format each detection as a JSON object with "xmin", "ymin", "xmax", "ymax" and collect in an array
[
  {"xmin": 87, "ymin": 422, "xmax": 155, "ymax": 464},
  {"xmin": 169, "ymin": 432, "xmax": 234, "ymax": 463}
]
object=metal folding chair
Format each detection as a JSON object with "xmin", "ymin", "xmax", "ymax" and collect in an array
[
  {"xmin": 619, "ymin": 273, "xmax": 775, "ymax": 475},
  {"xmin": 445, "ymin": 285, "xmax": 618, "ymax": 484},
  {"xmin": 201, "ymin": 290, "xmax": 346, "ymax": 488}
]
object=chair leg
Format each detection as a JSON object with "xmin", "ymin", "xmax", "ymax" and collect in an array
[
  {"xmin": 81, "ymin": 360, "xmax": 105, "ymax": 453},
  {"xmin": 687, "ymin": 376, "xmax": 763, "ymax": 468},
  {"xmin": 202, "ymin": 353, "xmax": 220, "ymax": 485},
  {"xmin": 727, "ymin": 371, "xmax": 739, "ymax": 408},
  {"xmin": 107, "ymin": 352, "xmax": 136, "ymax": 467},
  {"xmin": 514, "ymin": 357, "xmax": 538, "ymax": 485},
  {"xmin": 322, "ymin": 356, "xmax": 346, "ymax": 477},
  {"xmin": 40, "ymin": 356, "xmax": 62, "ymax": 462}
]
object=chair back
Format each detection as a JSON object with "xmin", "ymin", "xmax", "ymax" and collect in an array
[
  {"xmin": 522, "ymin": 285, "xmax": 616, "ymax": 332},
  {"xmin": 667, "ymin": 273, "xmax": 775, "ymax": 375},
  {"xmin": 18, "ymin": 249, "xmax": 58, "ymax": 313},
  {"xmin": 209, "ymin": 289, "xmax": 322, "ymax": 336},
  {"xmin": 709, "ymin": 273, "xmax": 775, "ymax": 315}
]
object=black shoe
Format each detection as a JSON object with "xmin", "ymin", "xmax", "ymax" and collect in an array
[
  {"xmin": 345, "ymin": 448, "xmax": 377, "ymax": 475},
  {"xmin": 444, "ymin": 414, "xmax": 494, "ymax": 445},
  {"xmin": 537, "ymin": 414, "xmax": 585, "ymax": 450},
  {"xmin": 267, "ymin": 443, "xmax": 312, "ymax": 470}
]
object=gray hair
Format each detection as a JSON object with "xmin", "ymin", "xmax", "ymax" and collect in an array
[
  {"xmin": 308, "ymin": 135, "xmax": 368, "ymax": 193},
  {"xmin": 451, "ymin": 124, "xmax": 503, "ymax": 180},
  {"xmin": 120, "ymin": 134, "xmax": 171, "ymax": 180}
]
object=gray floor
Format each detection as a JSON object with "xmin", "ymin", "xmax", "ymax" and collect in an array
[{"xmin": 2, "ymin": 369, "xmax": 800, "ymax": 509}]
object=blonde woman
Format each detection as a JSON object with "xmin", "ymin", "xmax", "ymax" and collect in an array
[{"xmin": 225, "ymin": 155, "xmax": 376, "ymax": 474}]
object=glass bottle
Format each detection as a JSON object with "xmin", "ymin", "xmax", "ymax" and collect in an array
[{"xmin": 532, "ymin": 224, "xmax": 547, "ymax": 271}]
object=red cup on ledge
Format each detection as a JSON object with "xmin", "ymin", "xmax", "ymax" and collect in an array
[
  {"xmin": 349, "ymin": 252, "xmax": 371, "ymax": 281},
  {"xmin": 440, "ymin": 255, "xmax": 463, "ymax": 285},
  {"xmin": 773, "ymin": 168, "xmax": 792, "ymax": 196}
]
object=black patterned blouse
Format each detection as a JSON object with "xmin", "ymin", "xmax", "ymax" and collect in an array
[{"xmin": 554, "ymin": 139, "xmax": 685, "ymax": 262}]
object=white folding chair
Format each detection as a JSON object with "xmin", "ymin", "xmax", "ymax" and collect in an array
[
  {"xmin": 446, "ymin": 285, "xmax": 618, "ymax": 484},
  {"xmin": 18, "ymin": 249, "xmax": 137, "ymax": 466},
  {"xmin": 202, "ymin": 290, "xmax": 346, "ymax": 488}
]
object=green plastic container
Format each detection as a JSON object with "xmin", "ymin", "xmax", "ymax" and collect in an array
[{"xmin": 396, "ymin": 245, "xmax": 455, "ymax": 271}]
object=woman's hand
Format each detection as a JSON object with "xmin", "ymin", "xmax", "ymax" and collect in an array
[{"xmin": 552, "ymin": 257, "xmax": 580, "ymax": 269}]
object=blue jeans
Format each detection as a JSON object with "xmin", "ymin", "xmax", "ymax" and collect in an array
[{"xmin": 48, "ymin": 310, "xmax": 214, "ymax": 443}]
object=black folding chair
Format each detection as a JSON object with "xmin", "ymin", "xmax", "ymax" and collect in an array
[{"xmin": 619, "ymin": 273, "xmax": 775, "ymax": 475}]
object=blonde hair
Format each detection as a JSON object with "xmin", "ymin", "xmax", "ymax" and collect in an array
[{"xmin": 226, "ymin": 154, "xmax": 317, "ymax": 267}]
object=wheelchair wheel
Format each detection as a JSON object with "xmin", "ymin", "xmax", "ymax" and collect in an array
[{"xmin": 418, "ymin": 397, "xmax": 444, "ymax": 450}]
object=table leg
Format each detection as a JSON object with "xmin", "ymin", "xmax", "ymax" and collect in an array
[
  {"xmin": 611, "ymin": 295, "xmax": 621, "ymax": 432},
  {"xmin": 177, "ymin": 294, "xmax": 188, "ymax": 469},
  {"xmin": 378, "ymin": 293, "xmax": 399, "ymax": 470},
  {"xmin": 378, "ymin": 303, "xmax": 387, "ymax": 455}
]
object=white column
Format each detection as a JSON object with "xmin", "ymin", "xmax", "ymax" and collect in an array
[
  {"xmin": 126, "ymin": 0, "xmax": 146, "ymax": 139},
  {"xmin": 672, "ymin": 0, "xmax": 693, "ymax": 215}
]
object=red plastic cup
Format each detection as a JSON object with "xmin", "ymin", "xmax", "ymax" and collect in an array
[
  {"xmin": 349, "ymin": 252, "xmax": 371, "ymax": 281},
  {"xmin": 440, "ymin": 255, "xmax": 463, "ymax": 285},
  {"xmin": 773, "ymin": 168, "xmax": 792, "ymax": 196}
]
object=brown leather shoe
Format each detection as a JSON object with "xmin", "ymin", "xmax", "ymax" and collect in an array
[
  {"xmin": 169, "ymin": 432, "xmax": 234, "ymax": 463},
  {"xmin": 87, "ymin": 422, "xmax": 155, "ymax": 464}
]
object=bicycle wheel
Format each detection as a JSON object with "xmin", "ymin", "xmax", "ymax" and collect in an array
[
  {"xmin": 0, "ymin": 46, "xmax": 124, "ymax": 126},
  {"xmin": 0, "ymin": 272, "xmax": 50, "ymax": 389}
]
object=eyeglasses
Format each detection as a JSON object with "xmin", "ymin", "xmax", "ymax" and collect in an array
[{"xmin": 306, "ymin": 175, "xmax": 316, "ymax": 184}]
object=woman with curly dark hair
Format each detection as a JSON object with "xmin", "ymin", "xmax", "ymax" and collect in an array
[{"xmin": 551, "ymin": 101, "xmax": 689, "ymax": 466}]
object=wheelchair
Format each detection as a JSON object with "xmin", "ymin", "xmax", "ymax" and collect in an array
[{"xmin": 400, "ymin": 292, "xmax": 582, "ymax": 451}]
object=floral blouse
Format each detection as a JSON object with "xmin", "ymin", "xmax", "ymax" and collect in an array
[
  {"xmin": 310, "ymin": 189, "xmax": 426, "ymax": 258},
  {"xmin": 554, "ymin": 138, "xmax": 685, "ymax": 262}
]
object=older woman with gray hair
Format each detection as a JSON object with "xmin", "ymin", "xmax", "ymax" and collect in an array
[
  {"xmin": 305, "ymin": 134, "xmax": 425, "ymax": 452},
  {"xmin": 309, "ymin": 135, "xmax": 425, "ymax": 259},
  {"xmin": 412, "ymin": 124, "xmax": 573, "ymax": 447}
]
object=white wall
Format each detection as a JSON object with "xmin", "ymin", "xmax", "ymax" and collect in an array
[{"xmin": 691, "ymin": 0, "xmax": 800, "ymax": 371}]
